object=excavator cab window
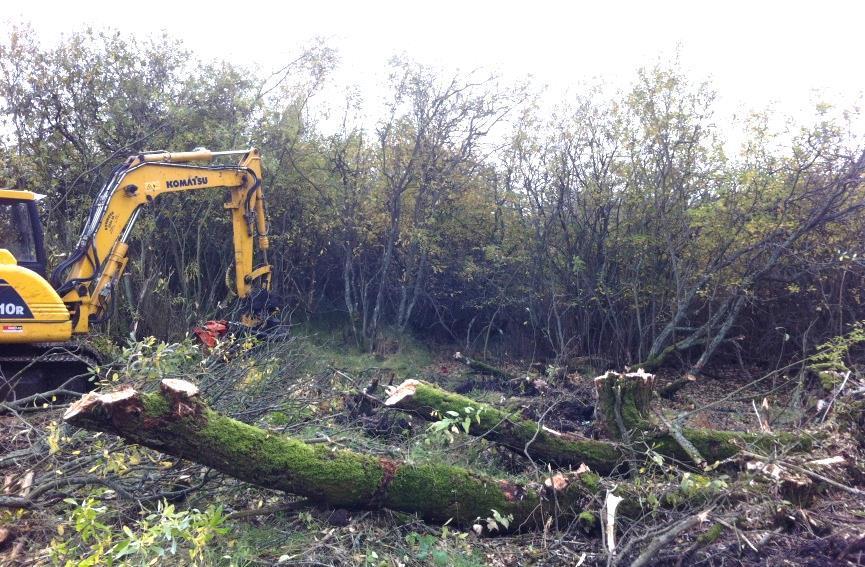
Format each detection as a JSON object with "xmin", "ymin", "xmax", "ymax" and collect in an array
[{"xmin": 0, "ymin": 199, "xmax": 46, "ymax": 276}]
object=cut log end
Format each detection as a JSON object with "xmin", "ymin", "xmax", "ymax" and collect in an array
[
  {"xmin": 384, "ymin": 379, "xmax": 420, "ymax": 406},
  {"xmin": 544, "ymin": 474, "xmax": 570, "ymax": 492},
  {"xmin": 161, "ymin": 379, "xmax": 199, "ymax": 398},
  {"xmin": 62, "ymin": 387, "xmax": 137, "ymax": 421},
  {"xmin": 159, "ymin": 379, "xmax": 202, "ymax": 419}
]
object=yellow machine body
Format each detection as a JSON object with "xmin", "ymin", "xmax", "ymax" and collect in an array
[
  {"xmin": 0, "ymin": 254, "xmax": 72, "ymax": 343},
  {"xmin": 0, "ymin": 149, "xmax": 274, "ymax": 401}
]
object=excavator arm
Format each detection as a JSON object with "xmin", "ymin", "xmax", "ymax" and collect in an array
[{"xmin": 51, "ymin": 148, "xmax": 272, "ymax": 334}]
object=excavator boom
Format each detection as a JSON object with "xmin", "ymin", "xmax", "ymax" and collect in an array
[{"xmin": 0, "ymin": 148, "xmax": 275, "ymax": 401}]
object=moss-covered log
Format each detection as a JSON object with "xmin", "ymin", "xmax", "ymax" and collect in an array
[
  {"xmin": 63, "ymin": 379, "xmax": 602, "ymax": 531},
  {"xmin": 385, "ymin": 379, "xmax": 625, "ymax": 474},
  {"xmin": 385, "ymin": 378, "xmax": 814, "ymax": 471}
]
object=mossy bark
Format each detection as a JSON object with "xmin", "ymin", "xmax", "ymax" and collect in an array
[
  {"xmin": 386, "ymin": 379, "xmax": 813, "ymax": 472},
  {"xmin": 384, "ymin": 379, "xmax": 625, "ymax": 474},
  {"xmin": 63, "ymin": 380, "xmax": 603, "ymax": 531},
  {"xmin": 593, "ymin": 370, "xmax": 655, "ymax": 438}
]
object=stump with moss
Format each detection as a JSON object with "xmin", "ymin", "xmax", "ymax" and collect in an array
[{"xmin": 593, "ymin": 369, "xmax": 655, "ymax": 438}]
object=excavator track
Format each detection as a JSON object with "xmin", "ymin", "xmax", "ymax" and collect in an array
[{"xmin": 0, "ymin": 342, "xmax": 101, "ymax": 402}]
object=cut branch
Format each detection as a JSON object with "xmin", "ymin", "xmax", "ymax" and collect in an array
[{"xmin": 453, "ymin": 352, "xmax": 515, "ymax": 380}]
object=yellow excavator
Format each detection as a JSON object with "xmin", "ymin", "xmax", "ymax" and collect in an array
[{"xmin": 0, "ymin": 148, "xmax": 274, "ymax": 401}]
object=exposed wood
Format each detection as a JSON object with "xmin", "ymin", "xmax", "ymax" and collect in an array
[{"xmin": 604, "ymin": 491, "xmax": 624, "ymax": 554}]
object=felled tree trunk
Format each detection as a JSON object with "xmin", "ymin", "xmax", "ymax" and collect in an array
[
  {"xmin": 385, "ymin": 379, "xmax": 624, "ymax": 474},
  {"xmin": 63, "ymin": 379, "xmax": 601, "ymax": 531},
  {"xmin": 385, "ymin": 377, "xmax": 812, "ymax": 471}
]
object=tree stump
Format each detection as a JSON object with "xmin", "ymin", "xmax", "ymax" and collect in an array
[{"xmin": 593, "ymin": 369, "xmax": 655, "ymax": 440}]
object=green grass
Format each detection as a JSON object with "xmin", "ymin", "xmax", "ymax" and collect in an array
[
  {"xmin": 295, "ymin": 323, "xmax": 434, "ymax": 379},
  {"xmin": 214, "ymin": 518, "xmax": 316, "ymax": 565}
]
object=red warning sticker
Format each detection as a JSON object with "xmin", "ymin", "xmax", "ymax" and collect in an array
[{"xmin": 2, "ymin": 325, "xmax": 23, "ymax": 333}]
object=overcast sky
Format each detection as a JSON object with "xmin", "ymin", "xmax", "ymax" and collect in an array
[{"xmin": 3, "ymin": 0, "xmax": 863, "ymax": 135}]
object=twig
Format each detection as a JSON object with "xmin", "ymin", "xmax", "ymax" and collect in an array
[
  {"xmin": 0, "ymin": 474, "xmax": 136, "ymax": 508},
  {"xmin": 742, "ymin": 451, "xmax": 865, "ymax": 497},
  {"xmin": 717, "ymin": 518, "xmax": 758, "ymax": 552},
  {"xmin": 821, "ymin": 370, "xmax": 852, "ymax": 423},
  {"xmin": 751, "ymin": 399, "xmax": 770, "ymax": 432},
  {"xmin": 630, "ymin": 512, "xmax": 707, "ymax": 567},
  {"xmin": 0, "ymin": 441, "xmax": 46, "ymax": 468},
  {"xmin": 655, "ymin": 410, "xmax": 706, "ymax": 469}
]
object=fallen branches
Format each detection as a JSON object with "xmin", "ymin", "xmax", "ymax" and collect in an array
[
  {"xmin": 655, "ymin": 410, "xmax": 707, "ymax": 469},
  {"xmin": 658, "ymin": 373, "xmax": 699, "ymax": 399},
  {"xmin": 628, "ymin": 511, "xmax": 708, "ymax": 567},
  {"xmin": 453, "ymin": 352, "xmax": 515, "ymax": 380}
]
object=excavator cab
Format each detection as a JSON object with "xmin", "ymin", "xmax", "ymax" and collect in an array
[
  {"xmin": 0, "ymin": 190, "xmax": 47, "ymax": 277},
  {"xmin": 0, "ymin": 189, "xmax": 89, "ymax": 401}
]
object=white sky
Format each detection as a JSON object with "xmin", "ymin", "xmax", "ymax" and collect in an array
[{"xmin": 3, "ymin": 0, "xmax": 864, "ymax": 136}]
